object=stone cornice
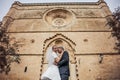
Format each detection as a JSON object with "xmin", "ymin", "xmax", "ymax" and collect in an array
[
  {"xmin": 21, "ymin": 2, "xmax": 98, "ymax": 6},
  {"xmin": 6, "ymin": 31, "xmax": 112, "ymax": 33},
  {"xmin": 12, "ymin": 0, "xmax": 106, "ymax": 6}
]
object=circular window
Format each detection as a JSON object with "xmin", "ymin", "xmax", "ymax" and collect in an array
[
  {"xmin": 44, "ymin": 9, "xmax": 74, "ymax": 28},
  {"xmin": 52, "ymin": 18, "xmax": 66, "ymax": 27}
]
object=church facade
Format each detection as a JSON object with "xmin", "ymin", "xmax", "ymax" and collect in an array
[{"xmin": 0, "ymin": 0, "xmax": 120, "ymax": 80}]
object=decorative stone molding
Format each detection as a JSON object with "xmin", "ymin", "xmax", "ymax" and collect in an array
[
  {"xmin": 19, "ymin": 2, "xmax": 100, "ymax": 6},
  {"xmin": 44, "ymin": 8, "xmax": 75, "ymax": 28},
  {"xmin": 12, "ymin": 1, "xmax": 22, "ymax": 6},
  {"xmin": 11, "ymin": 0, "xmax": 106, "ymax": 7},
  {"xmin": 43, "ymin": 33, "xmax": 76, "ymax": 51},
  {"xmin": 42, "ymin": 33, "xmax": 76, "ymax": 64},
  {"xmin": 98, "ymin": 0, "xmax": 105, "ymax": 3}
]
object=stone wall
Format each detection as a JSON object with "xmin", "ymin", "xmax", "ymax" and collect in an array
[{"xmin": 0, "ymin": 0, "xmax": 120, "ymax": 80}]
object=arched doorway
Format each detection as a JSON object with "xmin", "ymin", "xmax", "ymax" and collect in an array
[{"xmin": 40, "ymin": 33, "xmax": 77, "ymax": 80}]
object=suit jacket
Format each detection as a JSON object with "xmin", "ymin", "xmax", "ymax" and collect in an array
[{"xmin": 58, "ymin": 51, "xmax": 70, "ymax": 76}]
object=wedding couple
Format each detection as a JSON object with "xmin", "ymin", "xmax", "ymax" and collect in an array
[{"xmin": 41, "ymin": 45, "xmax": 70, "ymax": 80}]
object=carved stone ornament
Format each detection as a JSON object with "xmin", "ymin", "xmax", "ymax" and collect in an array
[{"xmin": 44, "ymin": 9, "xmax": 74, "ymax": 28}]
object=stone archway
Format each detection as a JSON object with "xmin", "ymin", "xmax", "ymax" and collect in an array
[{"xmin": 40, "ymin": 33, "xmax": 77, "ymax": 80}]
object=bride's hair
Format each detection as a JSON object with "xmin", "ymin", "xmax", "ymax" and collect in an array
[
  {"xmin": 52, "ymin": 45, "xmax": 57, "ymax": 49},
  {"xmin": 52, "ymin": 45, "xmax": 58, "ymax": 53}
]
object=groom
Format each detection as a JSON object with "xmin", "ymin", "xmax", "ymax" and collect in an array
[{"xmin": 57, "ymin": 47, "xmax": 70, "ymax": 80}]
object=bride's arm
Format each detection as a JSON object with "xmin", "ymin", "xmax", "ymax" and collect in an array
[{"xmin": 55, "ymin": 53, "xmax": 63, "ymax": 63}]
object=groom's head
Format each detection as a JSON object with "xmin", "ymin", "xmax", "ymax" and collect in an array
[{"xmin": 58, "ymin": 47, "xmax": 64, "ymax": 54}]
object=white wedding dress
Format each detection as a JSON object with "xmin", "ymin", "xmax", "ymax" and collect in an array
[{"xmin": 41, "ymin": 47, "xmax": 61, "ymax": 80}]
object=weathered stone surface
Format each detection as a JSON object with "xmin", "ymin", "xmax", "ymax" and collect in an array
[{"xmin": 0, "ymin": 0, "xmax": 119, "ymax": 80}]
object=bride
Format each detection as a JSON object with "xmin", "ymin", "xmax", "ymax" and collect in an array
[{"xmin": 41, "ymin": 45, "xmax": 62, "ymax": 80}]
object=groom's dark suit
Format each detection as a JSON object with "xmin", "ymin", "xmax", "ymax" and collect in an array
[{"xmin": 58, "ymin": 51, "xmax": 70, "ymax": 80}]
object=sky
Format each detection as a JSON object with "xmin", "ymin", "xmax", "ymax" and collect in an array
[{"xmin": 0, "ymin": 0, "xmax": 120, "ymax": 21}]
